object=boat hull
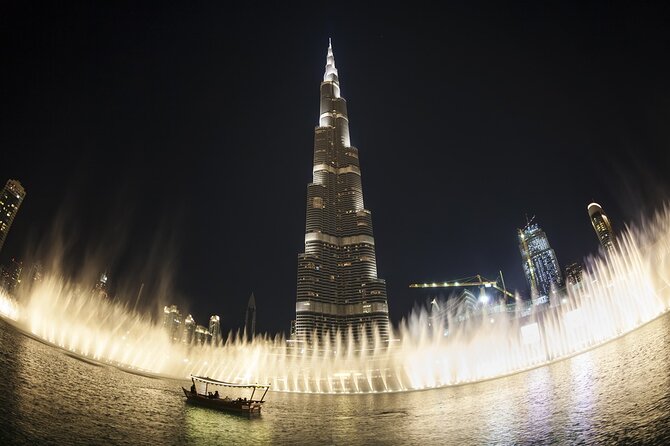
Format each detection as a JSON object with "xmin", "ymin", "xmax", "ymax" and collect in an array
[{"xmin": 181, "ymin": 388, "xmax": 263, "ymax": 415}]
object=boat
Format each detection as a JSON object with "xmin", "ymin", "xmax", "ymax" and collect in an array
[{"xmin": 182, "ymin": 375, "xmax": 270, "ymax": 416}]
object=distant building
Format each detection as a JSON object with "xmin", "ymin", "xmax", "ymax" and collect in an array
[
  {"xmin": 194, "ymin": 325, "xmax": 211, "ymax": 345},
  {"xmin": 184, "ymin": 314, "xmax": 196, "ymax": 344},
  {"xmin": 518, "ymin": 221, "xmax": 564, "ymax": 298},
  {"xmin": 289, "ymin": 320, "xmax": 296, "ymax": 342},
  {"xmin": 431, "ymin": 289, "xmax": 479, "ymax": 323},
  {"xmin": 163, "ymin": 305, "xmax": 182, "ymax": 342},
  {"xmin": 26, "ymin": 262, "xmax": 43, "ymax": 284},
  {"xmin": 244, "ymin": 293, "xmax": 256, "ymax": 341},
  {"xmin": 565, "ymin": 263, "xmax": 583, "ymax": 286},
  {"xmin": 588, "ymin": 203, "xmax": 615, "ymax": 251},
  {"xmin": 0, "ymin": 258, "xmax": 23, "ymax": 294},
  {"xmin": 93, "ymin": 272, "xmax": 109, "ymax": 299},
  {"xmin": 209, "ymin": 315, "xmax": 221, "ymax": 345},
  {"xmin": 0, "ymin": 179, "xmax": 26, "ymax": 255}
]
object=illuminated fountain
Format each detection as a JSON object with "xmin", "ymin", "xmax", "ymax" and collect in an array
[{"xmin": 1, "ymin": 206, "xmax": 669, "ymax": 394}]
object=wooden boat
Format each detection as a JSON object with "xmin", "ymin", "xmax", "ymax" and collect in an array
[{"xmin": 182, "ymin": 375, "xmax": 270, "ymax": 416}]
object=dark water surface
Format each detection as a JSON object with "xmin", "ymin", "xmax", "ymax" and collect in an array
[{"xmin": 1, "ymin": 315, "xmax": 669, "ymax": 445}]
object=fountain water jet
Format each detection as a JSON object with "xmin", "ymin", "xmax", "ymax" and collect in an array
[{"xmin": 1, "ymin": 206, "xmax": 669, "ymax": 393}]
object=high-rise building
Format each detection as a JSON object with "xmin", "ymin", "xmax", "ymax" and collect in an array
[
  {"xmin": 518, "ymin": 221, "xmax": 564, "ymax": 298},
  {"xmin": 0, "ymin": 258, "xmax": 23, "ymax": 294},
  {"xmin": 209, "ymin": 315, "xmax": 221, "ymax": 345},
  {"xmin": 588, "ymin": 202, "xmax": 615, "ymax": 251},
  {"xmin": 27, "ymin": 262, "xmax": 43, "ymax": 284},
  {"xmin": 564, "ymin": 263, "xmax": 583, "ymax": 286},
  {"xmin": 184, "ymin": 314, "xmax": 196, "ymax": 344},
  {"xmin": 194, "ymin": 325, "xmax": 211, "ymax": 345},
  {"xmin": 0, "ymin": 179, "xmax": 26, "ymax": 255},
  {"xmin": 244, "ymin": 293, "xmax": 256, "ymax": 341},
  {"xmin": 93, "ymin": 272, "xmax": 109, "ymax": 299},
  {"xmin": 295, "ymin": 40, "xmax": 390, "ymax": 344},
  {"xmin": 163, "ymin": 304, "xmax": 182, "ymax": 342}
]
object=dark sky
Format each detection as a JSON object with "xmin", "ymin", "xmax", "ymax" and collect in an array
[{"xmin": 1, "ymin": 1, "xmax": 669, "ymax": 335}]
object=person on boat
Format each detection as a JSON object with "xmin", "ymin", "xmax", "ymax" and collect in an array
[
  {"xmin": 214, "ymin": 390, "xmax": 219, "ymax": 399},
  {"xmin": 223, "ymin": 395, "xmax": 231, "ymax": 402},
  {"xmin": 190, "ymin": 383, "xmax": 197, "ymax": 395}
]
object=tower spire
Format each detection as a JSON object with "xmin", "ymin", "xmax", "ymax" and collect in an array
[{"xmin": 324, "ymin": 38, "xmax": 339, "ymax": 83}]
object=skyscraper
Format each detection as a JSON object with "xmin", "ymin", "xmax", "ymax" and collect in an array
[
  {"xmin": 244, "ymin": 293, "xmax": 256, "ymax": 341},
  {"xmin": 93, "ymin": 272, "xmax": 109, "ymax": 299},
  {"xmin": 0, "ymin": 179, "xmax": 26, "ymax": 255},
  {"xmin": 27, "ymin": 262, "xmax": 43, "ymax": 284},
  {"xmin": 163, "ymin": 304, "xmax": 182, "ymax": 342},
  {"xmin": 0, "ymin": 258, "xmax": 23, "ymax": 294},
  {"xmin": 184, "ymin": 314, "xmax": 196, "ymax": 344},
  {"xmin": 194, "ymin": 325, "xmax": 211, "ymax": 345},
  {"xmin": 564, "ymin": 262, "xmax": 583, "ymax": 286},
  {"xmin": 295, "ymin": 40, "xmax": 390, "ymax": 344},
  {"xmin": 518, "ymin": 221, "xmax": 564, "ymax": 298},
  {"xmin": 209, "ymin": 315, "xmax": 221, "ymax": 345},
  {"xmin": 588, "ymin": 202, "xmax": 615, "ymax": 251}
]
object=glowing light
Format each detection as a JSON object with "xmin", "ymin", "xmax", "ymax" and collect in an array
[
  {"xmin": 1, "ymin": 207, "xmax": 669, "ymax": 394},
  {"xmin": 0, "ymin": 291, "xmax": 19, "ymax": 320}
]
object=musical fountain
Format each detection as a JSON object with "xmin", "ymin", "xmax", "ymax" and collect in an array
[{"xmin": 1, "ymin": 206, "xmax": 669, "ymax": 394}]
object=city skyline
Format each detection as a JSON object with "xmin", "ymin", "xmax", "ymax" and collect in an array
[{"xmin": 1, "ymin": 2, "xmax": 669, "ymax": 335}]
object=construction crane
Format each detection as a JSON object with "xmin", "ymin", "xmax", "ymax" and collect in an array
[{"xmin": 409, "ymin": 272, "xmax": 515, "ymax": 302}]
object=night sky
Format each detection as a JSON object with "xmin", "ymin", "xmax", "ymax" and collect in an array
[{"xmin": 1, "ymin": 2, "xmax": 669, "ymax": 336}]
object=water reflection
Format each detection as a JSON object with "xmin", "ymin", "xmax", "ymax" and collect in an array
[
  {"xmin": 1, "ymin": 314, "xmax": 670, "ymax": 445},
  {"xmin": 0, "ymin": 319, "xmax": 23, "ymax": 444},
  {"xmin": 567, "ymin": 354, "xmax": 596, "ymax": 443},
  {"xmin": 1, "ymin": 321, "xmax": 187, "ymax": 445},
  {"xmin": 183, "ymin": 404, "xmax": 271, "ymax": 445}
]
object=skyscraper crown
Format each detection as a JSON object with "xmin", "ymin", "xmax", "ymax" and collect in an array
[{"xmin": 323, "ymin": 38, "xmax": 339, "ymax": 83}]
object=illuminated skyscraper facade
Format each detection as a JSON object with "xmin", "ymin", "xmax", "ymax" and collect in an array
[
  {"xmin": 295, "ymin": 41, "xmax": 390, "ymax": 343},
  {"xmin": 518, "ymin": 222, "xmax": 564, "ymax": 298},
  {"xmin": 0, "ymin": 258, "xmax": 23, "ymax": 294},
  {"xmin": 93, "ymin": 272, "xmax": 109, "ymax": 299},
  {"xmin": 27, "ymin": 262, "xmax": 42, "ymax": 284},
  {"xmin": 0, "ymin": 179, "xmax": 26, "ymax": 255},
  {"xmin": 163, "ymin": 304, "xmax": 182, "ymax": 342},
  {"xmin": 565, "ymin": 262, "xmax": 583, "ymax": 285},
  {"xmin": 209, "ymin": 315, "xmax": 221, "ymax": 345},
  {"xmin": 184, "ymin": 314, "xmax": 196, "ymax": 344},
  {"xmin": 588, "ymin": 202, "xmax": 615, "ymax": 251},
  {"xmin": 194, "ymin": 325, "xmax": 210, "ymax": 345}
]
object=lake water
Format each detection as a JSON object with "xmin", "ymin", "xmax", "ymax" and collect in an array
[{"xmin": 1, "ymin": 315, "xmax": 669, "ymax": 445}]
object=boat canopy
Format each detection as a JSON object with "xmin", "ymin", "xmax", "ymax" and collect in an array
[{"xmin": 191, "ymin": 375, "xmax": 271, "ymax": 389}]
